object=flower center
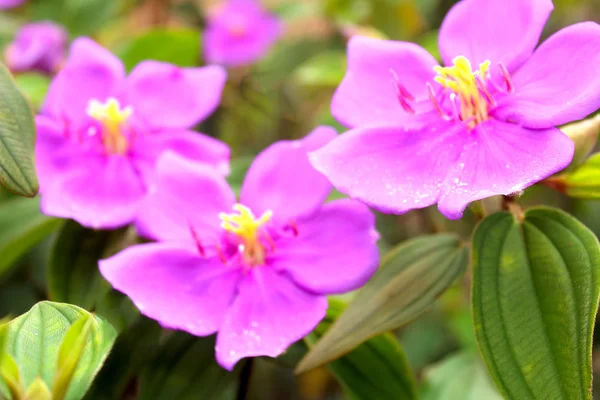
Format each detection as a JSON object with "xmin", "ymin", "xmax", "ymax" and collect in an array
[
  {"xmin": 86, "ymin": 97, "xmax": 133, "ymax": 155},
  {"xmin": 392, "ymin": 55, "xmax": 514, "ymax": 130},
  {"xmin": 433, "ymin": 56, "xmax": 491, "ymax": 129},
  {"xmin": 219, "ymin": 204, "xmax": 273, "ymax": 266}
]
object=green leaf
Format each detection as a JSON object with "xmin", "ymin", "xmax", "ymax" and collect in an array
[
  {"xmin": 138, "ymin": 333, "xmax": 239, "ymax": 400},
  {"xmin": 421, "ymin": 352, "xmax": 502, "ymax": 400},
  {"xmin": 564, "ymin": 153, "xmax": 600, "ymax": 198},
  {"xmin": 118, "ymin": 29, "xmax": 202, "ymax": 71},
  {"xmin": 0, "ymin": 350, "xmax": 24, "ymax": 400},
  {"xmin": 0, "ymin": 63, "xmax": 38, "ymax": 197},
  {"xmin": 293, "ymin": 51, "xmax": 347, "ymax": 87},
  {"xmin": 0, "ymin": 301, "xmax": 117, "ymax": 400},
  {"xmin": 472, "ymin": 207, "xmax": 600, "ymax": 400},
  {"xmin": 296, "ymin": 234, "xmax": 468, "ymax": 373},
  {"xmin": 52, "ymin": 316, "xmax": 94, "ymax": 400},
  {"xmin": 25, "ymin": 377, "xmax": 52, "ymax": 400},
  {"xmin": 0, "ymin": 197, "xmax": 63, "ymax": 279},
  {"xmin": 48, "ymin": 221, "xmax": 113, "ymax": 310},
  {"xmin": 304, "ymin": 299, "xmax": 417, "ymax": 400}
]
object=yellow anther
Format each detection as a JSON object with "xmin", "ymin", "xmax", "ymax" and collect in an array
[
  {"xmin": 479, "ymin": 60, "xmax": 490, "ymax": 78},
  {"xmin": 86, "ymin": 97, "xmax": 132, "ymax": 154},
  {"xmin": 433, "ymin": 56, "xmax": 491, "ymax": 129},
  {"xmin": 219, "ymin": 204, "xmax": 273, "ymax": 266}
]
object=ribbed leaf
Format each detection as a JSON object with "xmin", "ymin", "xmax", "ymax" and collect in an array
[
  {"xmin": 296, "ymin": 234, "xmax": 468, "ymax": 373},
  {"xmin": 0, "ymin": 63, "xmax": 38, "ymax": 197},
  {"xmin": 304, "ymin": 299, "xmax": 417, "ymax": 400},
  {"xmin": 0, "ymin": 197, "xmax": 62, "ymax": 279},
  {"xmin": 0, "ymin": 301, "xmax": 116, "ymax": 400},
  {"xmin": 472, "ymin": 208, "xmax": 600, "ymax": 400}
]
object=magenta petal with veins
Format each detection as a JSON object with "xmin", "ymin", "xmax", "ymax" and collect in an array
[
  {"xmin": 36, "ymin": 37, "xmax": 230, "ymax": 228},
  {"xmin": 101, "ymin": 128, "xmax": 379, "ymax": 370},
  {"xmin": 310, "ymin": 0, "xmax": 600, "ymax": 219}
]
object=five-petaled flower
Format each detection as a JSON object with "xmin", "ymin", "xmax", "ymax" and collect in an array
[
  {"xmin": 204, "ymin": 0, "xmax": 282, "ymax": 67},
  {"xmin": 99, "ymin": 127, "xmax": 380, "ymax": 370},
  {"xmin": 36, "ymin": 38, "xmax": 230, "ymax": 228},
  {"xmin": 309, "ymin": 0, "xmax": 600, "ymax": 219},
  {"xmin": 4, "ymin": 21, "xmax": 67, "ymax": 74}
]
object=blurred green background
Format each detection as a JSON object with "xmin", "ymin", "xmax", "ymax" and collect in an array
[{"xmin": 1, "ymin": 0, "xmax": 600, "ymax": 399}]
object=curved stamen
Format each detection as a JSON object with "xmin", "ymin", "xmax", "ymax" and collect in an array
[
  {"xmin": 390, "ymin": 69, "xmax": 415, "ymax": 101},
  {"xmin": 475, "ymin": 76, "xmax": 496, "ymax": 107},
  {"xmin": 427, "ymin": 82, "xmax": 451, "ymax": 120},
  {"xmin": 449, "ymin": 93, "xmax": 461, "ymax": 121},
  {"xmin": 498, "ymin": 63, "xmax": 514, "ymax": 94},
  {"xmin": 398, "ymin": 95, "xmax": 415, "ymax": 114},
  {"xmin": 188, "ymin": 223, "xmax": 206, "ymax": 257}
]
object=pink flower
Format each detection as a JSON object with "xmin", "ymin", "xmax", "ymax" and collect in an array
[
  {"xmin": 309, "ymin": 0, "xmax": 600, "ymax": 219},
  {"xmin": 36, "ymin": 38, "xmax": 230, "ymax": 228},
  {"xmin": 204, "ymin": 0, "xmax": 282, "ymax": 66},
  {"xmin": 99, "ymin": 127, "xmax": 379, "ymax": 370},
  {"xmin": 5, "ymin": 22, "xmax": 67, "ymax": 74},
  {"xmin": 0, "ymin": 0, "xmax": 24, "ymax": 9}
]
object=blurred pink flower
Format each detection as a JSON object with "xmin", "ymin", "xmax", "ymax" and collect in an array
[
  {"xmin": 310, "ymin": 0, "xmax": 600, "ymax": 219},
  {"xmin": 36, "ymin": 38, "xmax": 230, "ymax": 228},
  {"xmin": 100, "ymin": 127, "xmax": 380, "ymax": 370},
  {"xmin": 204, "ymin": 0, "xmax": 282, "ymax": 66},
  {"xmin": 0, "ymin": 0, "xmax": 25, "ymax": 9},
  {"xmin": 5, "ymin": 22, "xmax": 67, "ymax": 74}
]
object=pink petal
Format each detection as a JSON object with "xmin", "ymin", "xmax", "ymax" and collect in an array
[
  {"xmin": 493, "ymin": 22, "xmax": 600, "ymax": 129},
  {"xmin": 438, "ymin": 119, "xmax": 574, "ymax": 219},
  {"xmin": 240, "ymin": 126, "xmax": 336, "ymax": 223},
  {"xmin": 124, "ymin": 62, "xmax": 227, "ymax": 130},
  {"xmin": 136, "ymin": 152, "xmax": 236, "ymax": 245},
  {"xmin": 100, "ymin": 243, "xmax": 241, "ymax": 336},
  {"xmin": 273, "ymin": 199, "xmax": 379, "ymax": 294},
  {"xmin": 43, "ymin": 38, "xmax": 125, "ymax": 123},
  {"xmin": 130, "ymin": 129, "xmax": 230, "ymax": 184},
  {"xmin": 309, "ymin": 118, "xmax": 467, "ymax": 215},
  {"xmin": 439, "ymin": 0, "xmax": 553, "ymax": 72},
  {"xmin": 215, "ymin": 267, "xmax": 328, "ymax": 370},
  {"xmin": 332, "ymin": 36, "xmax": 438, "ymax": 128},
  {"xmin": 35, "ymin": 115, "xmax": 79, "ymax": 192},
  {"xmin": 204, "ymin": 0, "xmax": 282, "ymax": 66},
  {"xmin": 41, "ymin": 154, "xmax": 146, "ymax": 229}
]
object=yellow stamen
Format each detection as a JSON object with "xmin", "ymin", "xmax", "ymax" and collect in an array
[
  {"xmin": 86, "ymin": 97, "xmax": 133, "ymax": 154},
  {"xmin": 433, "ymin": 56, "xmax": 491, "ymax": 129},
  {"xmin": 219, "ymin": 204, "xmax": 273, "ymax": 266}
]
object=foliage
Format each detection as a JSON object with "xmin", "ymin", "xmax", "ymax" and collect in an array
[{"xmin": 0, "ymin": 0, "xmax": 600, "ymax": 399}]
